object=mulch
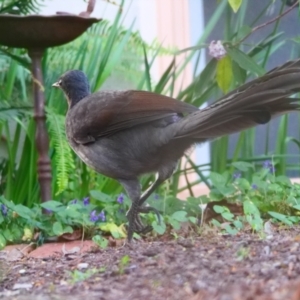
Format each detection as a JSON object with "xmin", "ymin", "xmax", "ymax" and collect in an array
[{"xmin": 1, "ymin": 226, "xmax": 300, "ymax": 300}]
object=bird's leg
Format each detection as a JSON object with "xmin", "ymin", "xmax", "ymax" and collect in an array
[
  {"xmin": 119, "ymin": 165, "xmax": 176, "ymax": 241},
  {"xmin": 137, "ymin": 174, "xmax": 164, "ymax": 224},
  {"xmin": 137, "ymin": 165, "xmax": 177, "ymax": 223},
  {"xmin": 119, "ymin": 178, "xmax": 151, "ymax": 241}
]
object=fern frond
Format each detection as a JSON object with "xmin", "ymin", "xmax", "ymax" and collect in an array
[
  {"xmin": 46, "ymin": 108, "xmax": 75, "ymax": 195},
  {"xmin": 0, "ymin": 0, "xmax": 42, "ymax": 14}
]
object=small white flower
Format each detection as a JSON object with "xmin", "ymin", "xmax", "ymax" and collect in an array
[
  {"xmin": 199, "ymin": 203, "xmax": 207, "ymax": 212},
  {"xmin": 209, "ymin": 40, "xmax": 226, "ymax": 60}
]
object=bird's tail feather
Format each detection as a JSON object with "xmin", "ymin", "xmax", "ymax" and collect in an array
[{"xmin": 175, "ymin": 59, "xmax": 300, "ymax": 140}]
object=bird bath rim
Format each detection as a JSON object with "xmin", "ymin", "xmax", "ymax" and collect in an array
[{"xmin": 0, "ymin": 14, "xmax": 101, "ymax": 49}]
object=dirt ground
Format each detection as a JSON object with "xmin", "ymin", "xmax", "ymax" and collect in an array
[{"xmin": 1, "ymin": 226, "xmax": 300, "ymax": 300}]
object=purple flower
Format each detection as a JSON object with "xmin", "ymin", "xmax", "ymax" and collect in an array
[
  {"xmin": 263, "ymin": 160, "xmax": 275, "ymax": 173},
  {"xmin": 252, "ymin": 184, "xmax": 258, "ymax": 190},
  {"xmin": 233, "ymin": 172, "xmax": 241, "ymax": 180},
  {"xmin": 70, "ymin": 199, "xmax": 78, "ymax": 205},
  {"xmin": 117, "ymin": 193, "xmax": 124, "ymax": 204},
  {"xmin": 89, "ymin": 210, "xmax": 106, "ymax": 222},
  {"xmin": 269, "ymin": 165, "xmax": 276, "ymax": 173},
  {"xmin": 83, "ymin": 197, "xmax": 90, "ymax": 206},
  {"xmin": 98, "ymin": 211, "xmax": 106, "ymax": 222},
  {"xmin": 263, "ymin": 160, "xmax": 272, "ymax": 168},
  {"xmin": 1, "ymin": 204, "xmax": 8, "ymax": 217},
  {"xmin": 154, "ymin": 194, "xmax": 159, "ymax": 200},
  {"xmin": 90, "ymin": 210, "xmax": 99, "ymax": 222}
]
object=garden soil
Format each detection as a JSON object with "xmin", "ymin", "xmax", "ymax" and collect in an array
[{"xmin": 1, "ymin": 227, "xmax": 300, "ymax": 300}]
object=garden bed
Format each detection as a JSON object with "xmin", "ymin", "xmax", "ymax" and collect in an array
[{"xmin": 1, "ymin": 226, "xmax": 300, "ymax": 300}]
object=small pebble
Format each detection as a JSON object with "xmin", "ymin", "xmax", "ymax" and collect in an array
[
  {"xmin": 263, "ymin": 245, "xmax": 271, "ymax": 256},
  {"xmin": 12, "ymin": 283, "xmax": 33, "ymax": 290},
  {"xmin": 77, "ymin": 263, "xmax": 89, "ymax": 270}
]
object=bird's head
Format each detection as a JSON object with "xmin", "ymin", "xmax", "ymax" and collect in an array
[{"xmin": 52, "ymin": 70, "xmax": 91, "ymax": 107}]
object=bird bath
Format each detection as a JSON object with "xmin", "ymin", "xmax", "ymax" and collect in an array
[{"xmin": 0, "ymin": 1, "xmax": 101, "ymax": 203}]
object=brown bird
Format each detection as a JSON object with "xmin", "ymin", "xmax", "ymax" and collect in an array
[{"xmin": 53, "ymin": 59, "xmax": 300, "ymax": 241}]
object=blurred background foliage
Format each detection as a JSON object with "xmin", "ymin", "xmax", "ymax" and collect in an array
[{"xmin": 0, "ymin": 0, "xmax": 300, "ymax": 207}]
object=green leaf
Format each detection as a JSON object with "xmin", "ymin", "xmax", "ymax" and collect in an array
[
  {"xmin": 2, "ymin": 228, "xmax": 13, "ymax": 241},
  {"xmin": 92, "ymin": 235, "xmax": 108, "ymax": 249},
  {"xmin": 47, "ymin": 109, "xmax": 75, "ymax": 194},
  {"xmin": 233, "ymin": 219, "xmax": 243, "ymax": 229},
  {"xmin": 171, "ymin": 211, "xmax": 188, "ymax": 222},
  {"xmin": 210, "ymin": 219, "xmax": 221, "ymax": 227},
  {"xmin": 14, "ymin": 204, "xmax": 34, "ymax": 219},
  {"xmin": 243, "ymin": 200, "xmax": 260, "ymax": 216},
  {"xmin": 216, "ymin": 55, "xmax": 233, "ymax": 93},
  {"xmin": 224, "ymin": 224, "xmax": 238, "ymax": 235},
  {"xmin": 232, "ymin": 60, "xmax": 247, "ymax": 86},
  {"xmin": 188, "ymin": 216, "xmax": 197, "ymax": 224},
  {"xmin": 10, "ymin": 224, "xmax": 23, "ymax": 240},
  {"xmin": 213, "ymin": 205, "xmax": 225, "ymax": 214},
  {"xmin": 210, "ymin": 172, "xmax": 227, "ymax": 188},
  {"xmin": 228, "ymin": 0, "xmax": 242, "ymax": 13},
  {"xmin": 232, "ymin": 161, "xmax": 254, "ymax": 172},
  {"xmin": 194, "ymin": 59, "xmax": 218, "ymax": 96},
  {"xmin": 219, "ymin": 186, "xmax": 236, "ymax": 196},
  {"xmin": 90, "ymin": 190, "xmax": 114, "ymax": 203},
  {"xmin": 226, "ymin": 47, "xmax": 265, "ymax": 76},
  {"xmin": 0, "ymin": 233, "xmax": 6, "ymax": 249},
  {"xmin": 63, "ymin": 226, "xmax": 74, "ymax": 234},
  {"xmin": 120, "ymin": 255, "xmax": 130, "ymax": 266},
  {"xmin": 293, "ymin": 205, "xmax": 300, "ymax": 211},
  {"xmin": 152, "ymin": 220, "xmax": 166, "ymax": 235},
  {"xmin": 236, "ymin": 178, "xmax": 251, "ymax": 191},
  {"xmin": 99, "ymin": 223, "xmax": 126, "ymax": 239},
  {"xmin": 236, "ymin": 25, "xmax": 252, "ymax": 40},
  {"xmin": 65, "ymin": 207, "xmax": 82, "ymax": 220},
  {"xmin": 268, "ymin": 211, "xmax": 293, "ymax": 226},
  {"xmin": 0, "ymin": 197, "xmax": 15, "ymax": 210},
  {"xmin": 41, "ymin": 200, "xmax": 65, "ymax": 212},
  {"xmin": 52, "ymin": 222, "xmax": 64, "ymax": 236},
  {"xmin": 222, "ymin": 212, "xmax": 234, "ymax": 221},
  {"xmin": 169, "ymin": 218, "xmax": 181, "ymax": 230}
]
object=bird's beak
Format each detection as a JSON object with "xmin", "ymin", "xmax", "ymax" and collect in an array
[{"xmin": 52, "ymin": 82, "xmax": 60, "ymax": 88}]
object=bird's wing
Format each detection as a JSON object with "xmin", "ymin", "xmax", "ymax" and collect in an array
[{"xmin": 67, "ymin": 90, "xmax": 198, "ymax": 144}]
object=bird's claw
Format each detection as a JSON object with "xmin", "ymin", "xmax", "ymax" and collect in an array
[
  {"xmin": 137, "ymin": 205, "xmax": 161, "ymax": 225},
  {"xmin": 126, "ymin": 205, "xmax": 160, "ymax": 241}
]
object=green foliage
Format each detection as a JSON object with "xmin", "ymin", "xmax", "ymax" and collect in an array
[
  {"xmin": 46, "ymin": 108, "xmax": 75, "ymax": 194},
  {"xmin": 1, "ymin": 160, "xmax": 300, "ymax": 249},
  {"xmin": 0, "ymin": 0, "xmax": 42, "ymax": 14},
  {"xmin": 118, "ymin": 255, "xmax": 130, "ymax": 275},
  {"xmin": 92, "ymin": 234, "xmax": 108, "ymax": 249},
  {"xmin": 67, "ymin": 268, "xmax": 104, "ymax": 284},
  {"xmin": 216, "ymin": 55, "xmax": 233, "ymax": 93},
  {"xmin": 0, "ymin": 0, "xmax": 300, "ymax": 218},
  {"xmin": 228, "ymin": 0, "xmax": 243, "ymax": 13}
]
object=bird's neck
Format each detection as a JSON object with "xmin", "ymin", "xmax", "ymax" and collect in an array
[{"xmin": 67, "ymin": 87, "xmax": 91, "ymax": 108}]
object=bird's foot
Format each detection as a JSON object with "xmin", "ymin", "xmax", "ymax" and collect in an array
[
  {"xmin": 137, "ymin": 205, "xmax": 161, "ymax": 225},
  {"xmin": 126, "ymin": 205, "xmax": 161, "ymax": 242}
]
